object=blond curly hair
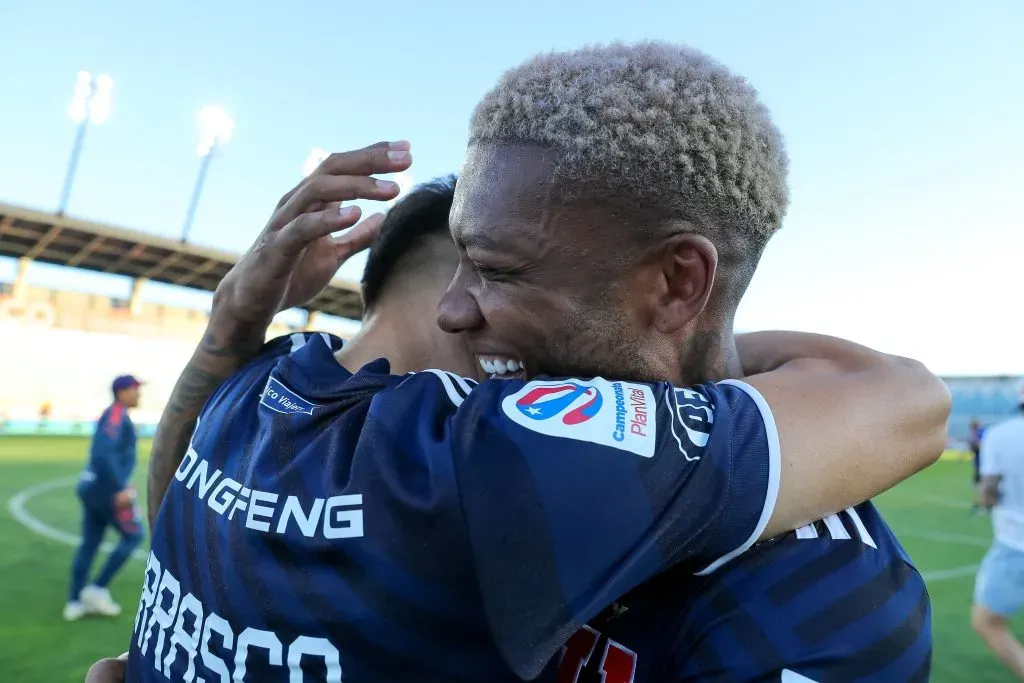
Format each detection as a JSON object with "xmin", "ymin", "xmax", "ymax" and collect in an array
[{"xmin": 469, "ymin": 41, "xmax": 789, "ymax": 246}]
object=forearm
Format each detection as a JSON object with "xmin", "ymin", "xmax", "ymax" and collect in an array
[
  {"xmin": 977, "ymin": 486, "xmax": 999, "ymax": 508},
  {"xmin": 977, "ymin": 476, "xmax": 1001, "ymax": 508},
  {"xmin": 739, "ymin": 331, "xmax": 950, "ymax": 474},
  {"xmin": 144, "ymin": 141, "xmax": 397, "ymax": 528},
  {"xmin": 743, "ymin": 333, "xmax": 950, "ymax": 538},
  {"xmin": 736, "ymin": 331, "xmax": 892, "ymax": 377},
  {"xmin": 146, "ymin": 320, "xmax": 267, "ymax": 530}
]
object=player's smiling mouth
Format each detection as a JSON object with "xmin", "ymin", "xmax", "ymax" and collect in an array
[{"xmin": 477, "ymin": 354, "xmax": 526, "ymax": 380}]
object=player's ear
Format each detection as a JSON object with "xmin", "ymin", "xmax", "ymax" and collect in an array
[{"xmin": 643, "ymin": 234, "xmax": 717, "ymax": 334}]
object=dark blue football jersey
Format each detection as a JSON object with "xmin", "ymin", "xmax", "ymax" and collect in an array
[
  {"xmin": 126, "ymin": 332, "xmax": 781, "ymax": 683},
  {"xmin": 550, "ymin": 503, "xmax": 930, "ymax": 683}
]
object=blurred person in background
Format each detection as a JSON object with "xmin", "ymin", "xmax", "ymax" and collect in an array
[
  {"xmin": 972, "ymin": 380, "xmax": 1024, "ymax": 679},
  {"xmin": 970, "ymin": 418, "xmax": 986, "ymax": 514},
  {"xmin": 63, "ymin": 375, "xmax": 144, "ymax": 622}
]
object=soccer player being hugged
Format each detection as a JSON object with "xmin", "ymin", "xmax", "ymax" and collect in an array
[{"xmin": 64, "ymin": 375, "xmax": 145, "ymax": 621}]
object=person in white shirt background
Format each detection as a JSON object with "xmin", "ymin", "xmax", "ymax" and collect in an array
[{"xmin": 973, "ymin": 379, "xmax": 1024, "ymax": 680}]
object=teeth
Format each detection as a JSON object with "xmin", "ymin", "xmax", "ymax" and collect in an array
[{"xmin": 479, "ymin": 357, "xmax": 523, "ymax": 375}]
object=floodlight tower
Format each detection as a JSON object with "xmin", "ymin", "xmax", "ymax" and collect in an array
[
  {"xmin": 58, "ymin": 71, "xmax": 113, "ymax": 215},
  {"xmin": 181, "ymin": 105, "xmax": 234, "ymax": 243}
]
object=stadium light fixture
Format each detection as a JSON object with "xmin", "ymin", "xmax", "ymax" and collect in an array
[
  {"xmin": 58, "ymin": 71, "xmax": 114, "ymax": 215},
  {"xmin": 303, "ymin": 147, "xmax": 329, "ymax": 177},
  {"xmin": 181, "ymin": 106, "xmax": 234, "ymax": 243},
  {"xmin": 195, "ymin": 105, "xmax": 234, "ymax": 158}
]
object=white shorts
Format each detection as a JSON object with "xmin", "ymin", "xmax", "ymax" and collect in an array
[{"xmin": 974, "ymin": 541, "xmax": 1024, "ymax": 616}]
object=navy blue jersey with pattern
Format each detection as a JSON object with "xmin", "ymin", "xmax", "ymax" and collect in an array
[
  {"xmin": 549, "ymin": 502, "xmax": 930, "ymax": 683},
  {"xmin": 125, "ymin": 332, "xmax": 780, "ymax": 682}
]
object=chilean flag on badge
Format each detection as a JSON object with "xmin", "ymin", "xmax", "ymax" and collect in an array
[{"xmin": 514, "ymin": 382, "xmax": 603, "ymax": 425}]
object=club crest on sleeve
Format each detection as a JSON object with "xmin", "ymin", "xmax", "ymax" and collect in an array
[
  {"xmin": 665, "ymin": 387, "xmax": 716, "ymax": 461},
  {"xmin": 259, "ymin": 376, "xmax": 320, "ymax": 416},
  {"xmin": 501, "ymin": 378, "xmax": 656, "ymax": 457}
]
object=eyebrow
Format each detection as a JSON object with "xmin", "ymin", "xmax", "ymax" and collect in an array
[{"xmin": 452, "ymin": 227, "xmax": 507, "ymax": 253}]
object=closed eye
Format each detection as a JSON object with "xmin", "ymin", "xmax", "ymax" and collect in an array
[
  {"xmin": 474, "ymin": 263, "xmax": 503, "ymax": 279},
  {"xmin": 473, "ymin": 262, "xmax": 520, "ymax": 281}
]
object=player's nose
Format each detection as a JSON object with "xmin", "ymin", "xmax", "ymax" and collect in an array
[{"xmin": 437, "ymin": 268, "xmax": 484, "ymax": 335}]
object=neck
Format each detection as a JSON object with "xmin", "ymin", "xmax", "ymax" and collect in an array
[
  {"xmin": 677, "ymin": 326, "xmax": 742, "ymax": 385},
  {"xmin": 334, "ymin": 293, "xmax": 444, "ymax": 376}
]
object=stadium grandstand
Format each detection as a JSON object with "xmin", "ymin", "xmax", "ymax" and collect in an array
[
  {"xmin": 0, "ymin": 199, "xmax": 1017, "ymax": 444},
  {"xmin": 944, "ymin": 376, "xmax": 1022, "ymax": 441},
  {"xmin": 0, "ymin": 200, "xmax": 364, "ymax": 435}
]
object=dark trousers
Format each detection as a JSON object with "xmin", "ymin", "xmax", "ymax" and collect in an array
[{"xmin": 68, "ymin": 497, "xmax": 143, "ymax": 601}]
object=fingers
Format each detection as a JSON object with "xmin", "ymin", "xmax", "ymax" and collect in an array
[
  {"xmin": 332, "ymin": 212, "xmax": 385, "ymax": 261},
  {"xmin": 270, "ymin": 141, "xmax": 412, "ymax": 231},
  {"xmin": 272, "ymin": 142, "xmax": 406, "ymax": 210},
  {"xmin": 276, "ymin": 204, "xmax": 365, "ymax": 256},
  {"xmin": 318, "ymin": 141, "xmax": 411, "ymax": 177},
  {"xmin": 271, "ymin": 173, "xmax": 400, "ymax": 232},
  {"xmin": 274, "ymin": 178, "xmax": 303, "ymax": 211}
]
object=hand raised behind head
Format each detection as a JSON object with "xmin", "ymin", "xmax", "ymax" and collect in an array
[{"xmin": 212, "ymin": 141, "xmax": 413, "ymax": 330}]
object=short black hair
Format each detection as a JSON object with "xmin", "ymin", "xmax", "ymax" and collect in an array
[{"xmin": 360, "ymin": 175, "xmax": 457, "ymax": 312}]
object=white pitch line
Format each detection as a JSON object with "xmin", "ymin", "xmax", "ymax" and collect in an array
[
  {"xmin": 912, "ymin": 494, "xmax": 973, "ymax": 511},
  {"xmin": 902, "ymin": 529, "xmax": 991, "ymax": 548},
  {"xmin": 4, "ymin": 478, "xmax": 994, "ymax": 581},
  {"xmin": 7, "ymin": 476, "xmax": 146, "ymax": 561},
  {"xmin": 900, "ymin": 528, "xmax": 989, "ymax": 582},
  {"xmin": 920, "ymin": 564, "xmax": 980, "ymax": 581}
]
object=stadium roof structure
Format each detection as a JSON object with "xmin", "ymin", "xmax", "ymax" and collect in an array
[{"xmin": 0, "ymin": 201, "xmax": 364, "ymax": 320}]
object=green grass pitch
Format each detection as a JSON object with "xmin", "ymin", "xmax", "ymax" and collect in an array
[{"xmin": 0, "ymin": 436, "xmax": 1018, "ymax": 682}]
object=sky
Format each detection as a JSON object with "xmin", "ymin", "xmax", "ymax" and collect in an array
[{"xmin": 0, "ymin": 0, "xmax": 1022, "ymax": 374}]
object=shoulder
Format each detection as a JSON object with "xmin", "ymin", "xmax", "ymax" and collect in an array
[
  {"xmin": 212, "ymin": 331, "xmax": 345, "ymax": 399},
  {"xmin": 263, "ymin": 331, "xmax": 344, "ymax": 360},
  {"xmin": 398, "ymin": 369, "xmax": 479, "ymax": 407},
  {"xmin": 403, "ymin": 374, "xmax": 757, "ymax": 454},
  {"xmin": 370, "ymin": 370, "xmax": 480, "ymax": 426},
  {"xmin": 103, "ymin": 404, "xmax": 124, "ymax": 426},
  {"xmin": 376, "ymin": 373, "xmax": 775, "ymax": 460},
  {"xmin": 984, "ymin": 419, "xmax": 1022, "ymax": 445}
]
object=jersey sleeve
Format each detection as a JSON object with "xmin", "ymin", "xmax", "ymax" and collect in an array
[
  {"xmin": 89, "ymin": 409, "xmax": 124, "ymax": 492},
  {"xmin": 439, "ymin": 374, "xmax": 781, "ymax": 678},
  {"xmin": 121, "ymin": 418, "xmax": 137, "ymax": 489}
]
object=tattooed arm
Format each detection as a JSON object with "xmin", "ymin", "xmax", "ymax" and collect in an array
[
  {"xmin": 144, "ymin": 140, "xmax": 412, "ymax": 531},
  {"xmin": 146, "ymin": 325, "xmax": 264, "ymax": 530}
]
